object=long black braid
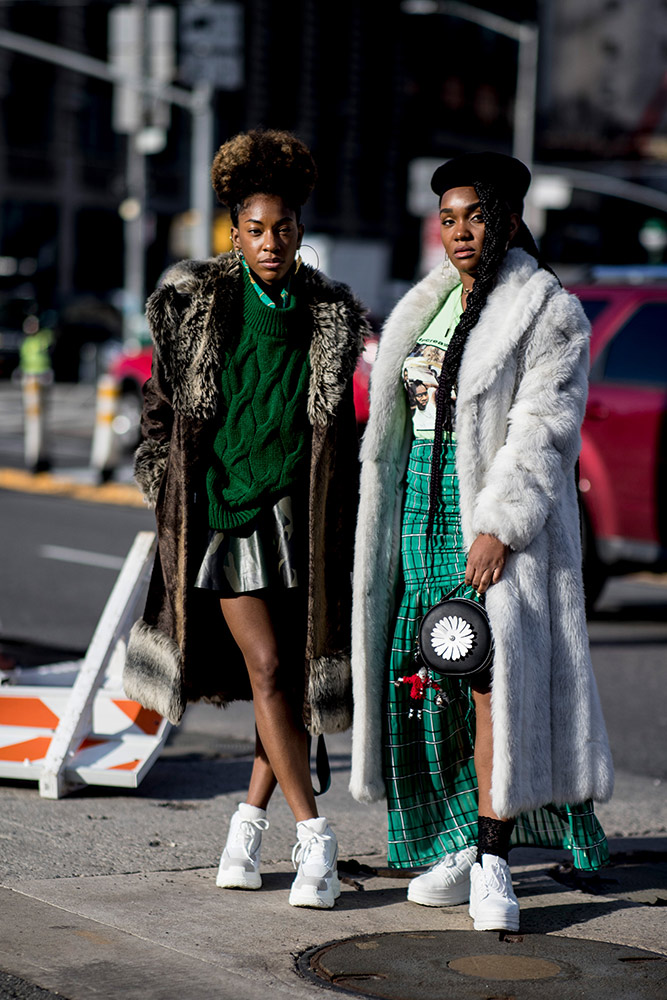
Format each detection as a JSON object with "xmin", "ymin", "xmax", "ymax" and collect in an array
[{"xmin": 425, "ymin": 180, "xmax": 555, "ymax": 540}]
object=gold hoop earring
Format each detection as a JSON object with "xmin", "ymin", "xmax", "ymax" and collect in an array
[
  {"xmin": 294, "ymin": 247, "xmax": 303, "ymax": 273},
  {"xmin": 297, "ymin": 244, "xmax": 320, "ymax": 271}
]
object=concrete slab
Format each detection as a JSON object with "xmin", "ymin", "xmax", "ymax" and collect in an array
[
  {"xmin": 0, "ymin": 887, "xmax": 294, "ymax": 1000},
  {"xmin": 3, "ymin": 848, "xmax": 666, "ymax": 1000}
]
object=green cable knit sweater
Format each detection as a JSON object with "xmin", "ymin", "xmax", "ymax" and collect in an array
[{"xmin": 206, "ymin": 272, "xmax": 310, "ymax": 530}]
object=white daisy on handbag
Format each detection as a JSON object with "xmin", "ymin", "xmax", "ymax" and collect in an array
[{"xmin": 430, "ymin": 615, "xmax": 475, "ymax": 661}]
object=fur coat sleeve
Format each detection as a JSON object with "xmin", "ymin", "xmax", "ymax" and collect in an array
[
  {"xmin": 133, "ymin": 357, "xmax": 173, "ymax": 508},
  {"xmin": 132, "ymin": 260, "xmax": 207, "ymax": 507},
  {"xmin": 459, "ymin": 274, "xmax": 590, "ymax": 553}
]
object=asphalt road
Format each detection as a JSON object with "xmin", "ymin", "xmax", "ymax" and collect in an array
[
  {"xmin": 588, "ymin": 578, "xmax": 667, "ymax": 781},
  {"xmin": 0, "ymin": 489, "xmax": 153, "ymax": 655}
]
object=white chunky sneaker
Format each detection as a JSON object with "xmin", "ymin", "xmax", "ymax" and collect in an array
[
  {"xmin": 288, "ymin": 817, "xmax": 341, "ymax": 909},
  {"xmin": 469, "ymin": 854, "xmax": 520, "ymax": 931},
  {"xmin": 216, "ymin": 803, "xmax": 269, "ymax": 890},
  {"xmin": 407, "ymin": 846, "xmax": 477, "ymax": 906}
]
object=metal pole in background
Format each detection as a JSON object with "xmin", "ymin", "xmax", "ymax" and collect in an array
[
  {"xmin": 0, "ymin": 13, "xmax": 229, "ymax": 295},
  {"xmin": 120, "ymin": 142, "xmax": 148, "ymax": 341},
  {"xmin": 0, "ymin": 25, "xmax": 197, "ymax": 110},
  {"xmin": 179, "ymin": 2, "xmax": 245, "ymax": 259},
  {"xmin": 190, "ymin": 83, "xmax": 214, "ymax": 260},
  {"xmin": 109, "ymin": 2, "xmax": 148, "ymax": 341},
  {"xmin": 514, "ymin": 24, "xmax": 539, "ymax": 180},
  {"xmin": 401, "ymin": 2, "xmax": 539, "ymax": 179}
]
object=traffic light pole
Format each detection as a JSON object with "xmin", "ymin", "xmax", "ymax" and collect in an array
[
  {"xmin": 400, "ymin": 2, "xmax": 538, "ymax": 177},
  {"xmin": 190, "ymin": 83, "xmax": 215, "ymax": 261},
  {"xmin": 0, "ymin": 26, "xmax": 213, "ymax": 312}
]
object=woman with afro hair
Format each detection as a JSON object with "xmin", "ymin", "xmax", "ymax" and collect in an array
[
  {"xmin": 124, "ymin": 129, "xmax": 369, "ymax": 909},
  {"xmin": 350, "ymin": 152, "xmax": 613, "ymax": 931}
]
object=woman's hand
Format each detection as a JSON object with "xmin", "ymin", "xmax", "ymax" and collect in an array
[{"xmin": 465, "ymin": 534, "xmax": 509, "ymax": 595}]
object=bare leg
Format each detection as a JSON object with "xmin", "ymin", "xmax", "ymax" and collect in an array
[
  {"xmin": 219, "ymin": 592, "xmax": 317, "ymax": 823},
  {"xmin": 246, "ymin": 725, "xmax": 278, "ymax": 811},
  {"xmin": 471, "ymin": 685, "xmax": 508, "ymax": 822},
  {"xmin": 468, "ymin": 682, "xmax": 519, "ymax": 930},
  {"xmin": 466, "ymin": 540, "xmax": 514, "ymax": 827}
]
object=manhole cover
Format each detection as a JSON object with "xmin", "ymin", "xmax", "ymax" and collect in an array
[{"xmin": 299, "ymin": 930, "xmax": 666, "ymax": 1000}]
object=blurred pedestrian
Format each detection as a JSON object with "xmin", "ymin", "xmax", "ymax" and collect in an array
[
  {"xmin": 350, "ymin": 152, "xmax": 613, "ymax": 932},
  {"xmin": 19, "ymin": 314, "xmax": 54, "ymax": 379},
  {"xmin": 124, "ymin": 129, "xmax": 368, "ymax": 909},
  {"xmin": 20, "ymin": 314, "xmax": 54, "ymax": 473}
]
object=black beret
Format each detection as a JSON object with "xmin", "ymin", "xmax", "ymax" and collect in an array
[{"xmin": 431, "ymin": 152, "xmax": 531, "ymax": 212}]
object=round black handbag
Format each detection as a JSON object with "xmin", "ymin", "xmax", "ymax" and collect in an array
[{"xmin": 415, "ymin": 581, "xmax": 494, "ymax": 679}]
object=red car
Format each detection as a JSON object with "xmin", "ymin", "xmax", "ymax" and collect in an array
[
  {"xmin": 108, "ymin": 341, "xmax": 152, "ymax": 447},
  {"xmin": 575, "ymin": 281, "xmax": 667, "ymax": 603}
]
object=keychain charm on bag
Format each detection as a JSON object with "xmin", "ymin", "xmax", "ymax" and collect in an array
[
  {"xmin": 393, "ymin": 665, "xmax": 449, "ymax": 720},
  {"xmin": 414, "ymin": 579, "xmax": 494, "ymax": 680}
]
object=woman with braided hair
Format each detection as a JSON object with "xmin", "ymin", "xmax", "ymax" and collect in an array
[
  {"xmin": 350, "ymin": 152, "xmax": 613, "ymax": 931},
  {"xmin": 124, "ymin": 129, "xmax": 369, "ymax": 909}
]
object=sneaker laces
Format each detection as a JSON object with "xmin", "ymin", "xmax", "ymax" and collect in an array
[
  {"xmin": 430, "ymin": 854, "xmax": 457, "ymax": 872},
  {"xmin": 291, "ymin": 829, "xmax": 333, "ymax": 870},
  {"xmin": 432, "ymin": 847, "xmax": 473, "ymax": 872},
  {"xmin": 237, "ymin": 817, "xmax": 269, "ymax": 861},
  {"xmin": 481, "ymin": 858, "xmax": 511, "ymax": 895}
]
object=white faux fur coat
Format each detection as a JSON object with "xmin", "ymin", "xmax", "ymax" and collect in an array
[{"xmin": 350, "ymin": 249, "xmax": 614, "ymax": 819}]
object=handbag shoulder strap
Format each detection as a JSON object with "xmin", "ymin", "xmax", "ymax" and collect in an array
[{"xmin": 306, "ymin": 733, "xmax": 331, "ymax": 797}]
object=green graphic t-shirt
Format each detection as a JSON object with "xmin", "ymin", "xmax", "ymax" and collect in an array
[{"xmin": 402, "ymin": 282, "xmax": 464, "ymax": 439}]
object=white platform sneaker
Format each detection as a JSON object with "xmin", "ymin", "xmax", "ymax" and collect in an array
[
  {"xmin": 407, "ymin": 846, "xmax": 477, "ymax": 906},
  {"xmin": 288, "ymin": 817, "xmax": 341, "ymax": 909},
  {"xmin": 469, "ymin": 854, "xmax": 520, "ymax": 931},
  {"xmin": 216, "ymin": 803, "xmax": 269, "ymax": 890}
]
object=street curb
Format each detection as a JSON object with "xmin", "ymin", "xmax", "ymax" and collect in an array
[{"xmin": 0, "ymin": 467, "xmax": 145, "ymax": 508}]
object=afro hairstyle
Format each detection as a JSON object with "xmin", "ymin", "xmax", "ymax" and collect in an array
[{"xmin": 211, "ymin": 129, "xmax": 317, "ymax": 223}]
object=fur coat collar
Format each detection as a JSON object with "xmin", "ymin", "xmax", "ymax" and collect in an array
[
  {"xmin": 146, "ymin": 252, "xmax": 362, "ymax": 427},
  {"xmin": 361, "ymin": 249, "xmax": 559, "ymax": 464}
]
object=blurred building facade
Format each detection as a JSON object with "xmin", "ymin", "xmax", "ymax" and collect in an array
[
  {"xmin": 0, "ymin": 0, "xmax": 665, "ymax": 371},
  {"xmin": 537, "ymin": 0, "xmax": 667, "ymax": 264},
  {"xmin": 540, "ymin": 0, "xmax": 667, "ymax": 161}
]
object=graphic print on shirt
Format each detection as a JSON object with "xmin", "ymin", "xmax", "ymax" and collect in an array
[
  {"xmin": 402, "ymin": 282, "xmax": 464, "ymax": 440},
  {"xmin": 403, "ymin": 342, "xmax": 448, "ymax": 439}
]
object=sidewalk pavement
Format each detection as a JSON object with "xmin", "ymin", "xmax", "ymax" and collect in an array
[{"xmin": 1, "ymin": 701, "xmax": 666, "ymax": 1000}]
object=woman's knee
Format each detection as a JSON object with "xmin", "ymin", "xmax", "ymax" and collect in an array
[{"xmin": 245, "ymin": 649, "xmax": 290, "ymax": 699}]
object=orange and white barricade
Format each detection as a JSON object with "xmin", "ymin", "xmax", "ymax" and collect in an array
[
  {"xmin": 22, "ymin": 373, "xmax": 51, "ymax": 473},
  {"xmin": 0, "ymin": 531, "xmax": 170, "ymax": 798},
  {"xmin": 90, "ymin": 374, "xmax": 121, "ymax": 483}
]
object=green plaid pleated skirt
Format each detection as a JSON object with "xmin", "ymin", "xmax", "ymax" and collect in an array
[{"xmin": 384, "ymin": 438, "xmax": 609, "ymax": 872}]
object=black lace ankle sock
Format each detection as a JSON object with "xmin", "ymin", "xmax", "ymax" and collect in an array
[{"xmin": 476, "ymin": 815, "xmax": 515, "ymax": 864}]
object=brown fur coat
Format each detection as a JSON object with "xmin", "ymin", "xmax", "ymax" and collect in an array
[{"xmin": 123, "ymin": 253, "xmax": 367, "ymax": 729}]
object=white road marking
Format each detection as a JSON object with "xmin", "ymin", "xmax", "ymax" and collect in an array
[{"xmin": 39, "ymin": 545, "xmax": 124, "ymax": 571}]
